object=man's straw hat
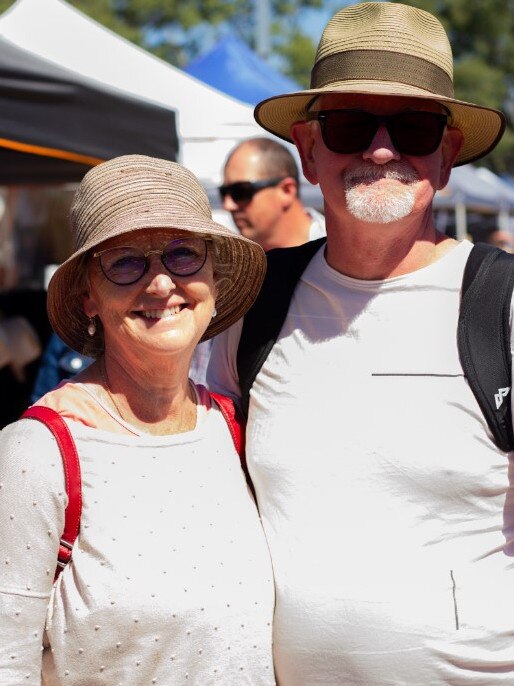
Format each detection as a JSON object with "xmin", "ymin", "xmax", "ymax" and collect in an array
[
  {"xmin": 255, "ymin": 2, "xmax": 505, "ymax": 166},
  {"xmin": 47, "ymin": 155, "xmax": 266, "ymax": 353}
]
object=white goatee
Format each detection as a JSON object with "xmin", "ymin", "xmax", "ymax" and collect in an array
[{"xmin": 344, "ymin": 163, "xmax": 419, "ymax": 224}]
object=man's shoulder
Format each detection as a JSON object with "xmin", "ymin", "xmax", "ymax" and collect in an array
[
  {"xmin": 265, "ymin": 237, "xmax": 326, "ymax": 270},
  {"xmin": 250, "ymin": 237, "xmax": 326, "ymax": 311}
]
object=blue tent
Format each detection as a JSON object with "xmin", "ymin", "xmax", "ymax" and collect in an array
[{"xmin": 184, "ymin": 35, "xmax": 300, "ymax": 106}]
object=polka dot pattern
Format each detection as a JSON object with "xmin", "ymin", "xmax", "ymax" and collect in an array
[{"xmin": 0, "ymin": 386, "xmax": 275, "ymax": 684}]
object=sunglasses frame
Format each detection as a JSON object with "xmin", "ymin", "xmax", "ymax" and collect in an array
[
  {"xmin": 310, "ymin": 109, "xmax": 449, "ymax": 157},
  {"xmin": 218, "ymin": 176, "xmax": 287, "ymax": 203},
  {"xmin": 93, "ymin": 237, "xmax": 210, "ymax": 286}
]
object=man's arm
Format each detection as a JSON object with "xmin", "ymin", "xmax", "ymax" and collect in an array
[{"xmin": 206, "ymin": 318, "xmax": 243, "ymax": 402}]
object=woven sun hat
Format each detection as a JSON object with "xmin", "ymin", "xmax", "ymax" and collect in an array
[
  {"xmin": 47, "ymin": 154, "xmax": 266, "ymax": 354},
  {"xmin": 255, "ymin": 1, "xmax": 505, "ymax": 166}
]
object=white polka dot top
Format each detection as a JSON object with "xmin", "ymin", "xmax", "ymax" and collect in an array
[{"xmin": 0, "ymin": 387, "xmax": 275, "ymax": 685}]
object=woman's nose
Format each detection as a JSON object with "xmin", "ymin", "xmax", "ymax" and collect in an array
[{"xmin": 144, "ymin": 256, "xmax": 176, "ymax": 295}]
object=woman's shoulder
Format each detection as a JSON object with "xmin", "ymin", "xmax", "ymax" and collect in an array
[
  {"xmin": 0, "ymin": 411, "xmax": 66, "ymax": 492},
  {"xmin": 35, "ymin": 370, "xmax": 125, "ymax": 434},
  {"xmin": 35, "ymin": 380, "xmax": 99, "ymax": 427}
]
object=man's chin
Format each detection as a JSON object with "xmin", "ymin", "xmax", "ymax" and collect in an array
[{"xmin": 238, "ymin": 225, "xmax": 256, "ymax": 240}]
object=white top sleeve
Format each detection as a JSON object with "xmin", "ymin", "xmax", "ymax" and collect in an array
[
  {"xmin": 206, "ymin": 318, "xmax": 243, "ymax": 401},
  {"xmin": 0, "ymin": 419, "xmax": 66, "ymax": 685},
  {"xmin": 510, "ymin": 288, "xmax": 514, "ymax": 433}
]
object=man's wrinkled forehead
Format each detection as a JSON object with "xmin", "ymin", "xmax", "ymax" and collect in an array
[{"xmin": 307, "ymin": 93, "xmax": 448, "ymax": 115}]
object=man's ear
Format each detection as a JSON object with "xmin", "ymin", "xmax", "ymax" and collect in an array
[
  {"xmin": 437, "ymin": 126, "xmax": 463, "ymax": 190},
  {"xmin": 291, "ymin": 121, "xmax": 319, "ymax": 185},
  {"xmin": 277, "ymin": 177, "xmax": 299, "ymax": 208}
]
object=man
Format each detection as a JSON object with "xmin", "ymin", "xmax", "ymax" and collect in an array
[
  {"xmin": 208, "ymin": 2, "xmax": 513, "ymax": 684},
  {"xmin": 486, "ymin": 229, "xmax": 514, "ymax": 253},
  {"xmin": 220, "ymin": 137, "xmax": 325, "ymax": 251}
]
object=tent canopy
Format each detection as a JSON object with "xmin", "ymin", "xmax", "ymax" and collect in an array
[
  {"xmin": 184, "ymin": 35, "xmax": 300, "ymax": 106},
  {"xmin": 0, "ymin": 35, "xmax": 178, "ymax": 184},
  {"xmin": 0, "ymin": 0, "xmax": 263, "ymax": 185}
]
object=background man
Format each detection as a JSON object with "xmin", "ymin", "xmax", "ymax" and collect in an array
[
  {"xmin": 208, "ymin": 2, "xmax": 512, "ymax": 684},
  {"xmin": 220, "ymin": 137, "xmax": 325, "ymax": 251},
  {"xmin": 486, "ymin": 228, "xmax": 514, "ymax": 253}
]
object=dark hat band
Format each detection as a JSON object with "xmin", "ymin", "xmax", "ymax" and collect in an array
[{"xmin": 311, "ymin": 50, "xmax": 454, "ymax": 99}]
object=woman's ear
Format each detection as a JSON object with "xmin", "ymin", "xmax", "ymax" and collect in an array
[
  {"xmin": 83, "ymin": 296, "xmax": 97, "ymax": 319},
  {"xmin": 82, "ymin": 285, "xmax": 98, "ymax": 319},
  {"xmin": 81, "ymin": 265, "xmax": 98, "ymax": 318}
]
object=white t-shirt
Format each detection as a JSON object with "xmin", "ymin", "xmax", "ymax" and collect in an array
[
  {"xmin": 0, "ymin": 385, "xmax": 275, "ymax": 685},
  {"xmin": 208, "ymin": 239, "xmax": 514, "ymax": 685},
  {"xmin": 306, "ymin": 208, "xmax": 326, "ymax": 241}
]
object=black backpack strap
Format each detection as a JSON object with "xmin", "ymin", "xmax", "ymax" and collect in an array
[
  {"xmin": 237, "ymin": 237, "xmax": 326, "ymax": 418},
  {"xmin": 458, "ymin": 242, "xmax": 514, "ymax": 452}
]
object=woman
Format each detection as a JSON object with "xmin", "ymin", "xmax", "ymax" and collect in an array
[{"xmin": 0, "ymin": 155, "xmax": 275, "ymax": 685}]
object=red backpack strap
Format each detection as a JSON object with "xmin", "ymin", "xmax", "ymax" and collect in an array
[
  {"xmin": 21, "ymin": 406, "xmax": 82, "ymax": 581},
  {"xmin": 209, "ymin": 391, "xmax": 248, "ymax": 471}
]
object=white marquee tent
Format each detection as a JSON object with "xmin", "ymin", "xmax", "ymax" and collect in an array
[
  {"xmin": 2, "ymin": 0, "xmax": 514, "ymax": 239},
  {"xmin": 0, "ymin": 0, "xmax": 263, "ymax": 185}
]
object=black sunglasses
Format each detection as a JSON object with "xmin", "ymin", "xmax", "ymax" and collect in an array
[
  {"xmin": 310, "ymin": 109, "xmax": 448, "ymax": 156},
  {"xmin": 218, "ymin": 177, "xmax": 286, "ymax": 203},
  {"xmin": 93, "ymin": 237, "xmax": 209, "ymax": 285}
]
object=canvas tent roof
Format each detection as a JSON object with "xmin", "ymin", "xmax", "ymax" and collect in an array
[
  {"xmin": 0, "ymin": 0, "xmax": 263, "ymax": 185},
  {"xmin": 0, "ymin": 35, "xmax": 178, "ymax": 184},
  {"xmin": 435, "ymin": 165, "xmax": 503, "ymax": 213},
  {"xmin": 184, "ymin": 35, "xmax": 300, "ymax": 106}
]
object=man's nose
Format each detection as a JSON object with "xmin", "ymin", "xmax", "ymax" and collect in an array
[{"xmin": 362, "ymin": 124, "xmax": 401, "ymax": 164}]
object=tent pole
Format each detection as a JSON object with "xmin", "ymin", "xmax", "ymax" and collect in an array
[
  {"xmin": 497, "ymin": 206, "xmax": 510, "ymax": 233},
  {"xmin": 255, "ymin": 0, "xmax": 271, "ymax": 58},
  {"xmin": 454, "ymin": 198, "xmax": 467, "ymax": 241}
]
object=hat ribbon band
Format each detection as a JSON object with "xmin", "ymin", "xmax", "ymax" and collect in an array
[{"xmin": 311, "ymin": 49, "xmax": 454, "ymax": 99}]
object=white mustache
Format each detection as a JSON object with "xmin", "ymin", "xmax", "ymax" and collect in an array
[{"xmin": 344, "ymin": 163, "xmax": 419, "ymax": 186}]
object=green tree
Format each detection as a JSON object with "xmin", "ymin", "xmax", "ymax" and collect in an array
[
  {"xmin": 400, "ymin": 0, "xmax": 514, "ymax": 173},
  {"xmin": 0, "ymin": 0, "xmax": 320, "ymax": 79},
  {"xmin": 275, "ymin": 28, "xmax": 316, "ymax": 87}
]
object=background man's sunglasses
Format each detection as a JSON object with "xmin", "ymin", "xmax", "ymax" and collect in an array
[
  {"xmin": 93, "ymin": 237, "xmax": 209, "ymax": 285},
  {"xmin": 310, "ymin": 110, "xmax": 448, "ymax": 156},
  {"xmin": 218, "ymin": 177, "xmax": 286, "ymax": 203}
]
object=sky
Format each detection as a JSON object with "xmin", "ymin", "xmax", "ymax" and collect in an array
[{"xmin": 299, "ymin": 0, "xmax": 364, "ymax": 42}]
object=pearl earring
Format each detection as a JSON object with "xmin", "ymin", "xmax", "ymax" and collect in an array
[
  {"xmin": 212, "ymin": 308, "xmax": 217, "ymax": 319},
  {"xmin": 87, "ymin": 317, "xmax": 96, "ymax": 337}
]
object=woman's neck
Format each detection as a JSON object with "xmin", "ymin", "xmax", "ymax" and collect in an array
[{"xmin": 82, "ymin": 353, "xmax": 197, "ymax": 436}]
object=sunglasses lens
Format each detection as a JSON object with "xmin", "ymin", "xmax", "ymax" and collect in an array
[
  {"xmin": 162, "ymin": 238, "xmax": 208, "ymax": 276},
  {"xmin": 220, "ymin": 182, "xmax": 254, "ymax": 203},
  {"xmin": 319, "ymin": 110, "xmax": 446, "ymax": 156},
  {"xmin": 320, "ymin": 111, "xmax": 378, "ymax": 154},
  {"xmin": 98, "ymin": 238, "xmax": 208, "ymax": 284},
  {"xmin": 390, "ymin": 112, "xmax": 446, "ymax": 155},
  {"xmin": 99, "ymin": 248, "xmax": 146, "ymax": 285}
]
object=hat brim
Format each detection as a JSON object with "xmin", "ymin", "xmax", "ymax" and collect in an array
[
  {"xmin": 254, "ymin": 81, "xmax": 506, "ymax": 167},
  {"xmin": 47, "ymin": 215, "xmax": 266, "ymax": 354}
]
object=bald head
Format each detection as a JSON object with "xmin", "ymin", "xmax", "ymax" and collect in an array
[{"xmin": 224, "ymin": 137, "xmax": 300, "ymax": 188}]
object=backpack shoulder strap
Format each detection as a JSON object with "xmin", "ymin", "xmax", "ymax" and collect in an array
[
  {"xmin": 21, "ymin": 405, "xmax": 82, "ymax": 580},
  {"xmin": 458, "ymin": 242, "xmax": 514, "ymax": 452},
  {"xmin": 237, "ymin": 237, "xmax": 326, "ymax": 418},
  {"xmin": 209, "ymin": 391, "xmax": 245, "ymax": 457},
  {"xmin": 209, "ymin": 391, "xmax": 252, "ymax": 487}
]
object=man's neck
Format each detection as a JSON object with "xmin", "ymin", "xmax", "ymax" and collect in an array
[
  {"xmin": 262, "ymin": 202, "xmax": 313, "ymax": 251},
  {"xmin": 323, "ymin": 207, "xmax": 456, "ymax": 280}
]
